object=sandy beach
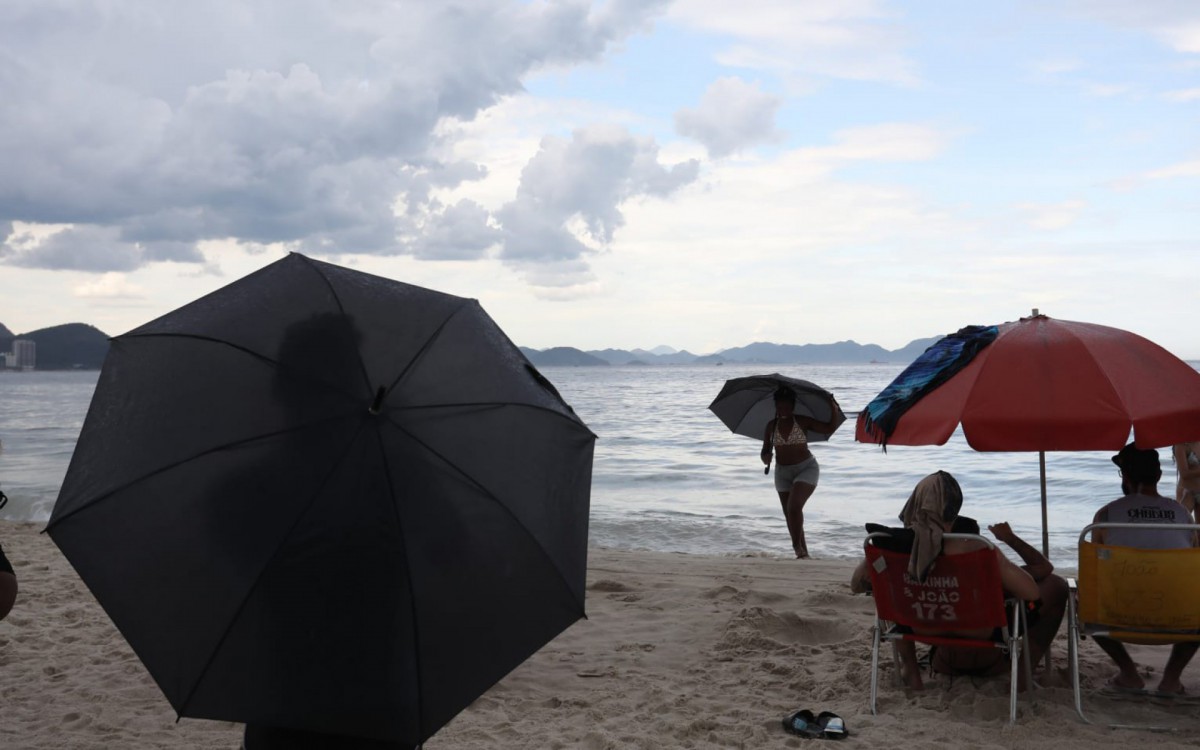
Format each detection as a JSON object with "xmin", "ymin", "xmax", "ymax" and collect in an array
[{"xmin": 2, "ymin": 521, "xmax": 1198, "ymax": 749}]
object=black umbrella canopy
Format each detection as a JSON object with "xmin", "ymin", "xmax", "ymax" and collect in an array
[
  {"xmin": 709, "ymin": 373, "xmax": 844, "ymax": 441},
  {"xmin": 47, "ymin": 254, "xmax": 595, "ymax": 746}
]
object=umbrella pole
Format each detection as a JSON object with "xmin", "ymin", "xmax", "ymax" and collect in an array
[
  {"xmin": 1039, "ymin": 451, "xmax": 1049, "ymax": 558},
  {"xmin": 1039, "ymin": 450, "xmax": 1052, "ymax": 675}
]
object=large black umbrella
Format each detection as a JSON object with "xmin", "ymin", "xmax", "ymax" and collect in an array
[
  {"xmin": 709, "ymin": 373, "xmax": 845, "ymax": 442},
  {"xmin": 46, "ymin": 253, "xmax": 595, "ymax": 746}
]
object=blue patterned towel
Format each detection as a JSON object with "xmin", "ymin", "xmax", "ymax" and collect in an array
[{"xmin": 861, "ymin": 324, "xmax": 998, "ymax": 448}]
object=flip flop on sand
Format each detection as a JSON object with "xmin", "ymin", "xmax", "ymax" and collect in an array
[
  {"xmin": 816, "ymin": 711, "xmax": 847, "ymax": 739},
  {"xmin": 782, "ymin": 709, "xmax": 820, "ymax": 738},
  {"xmin": 1149, "ymin": 687, "xmax": 1197, "ymax": 703}
]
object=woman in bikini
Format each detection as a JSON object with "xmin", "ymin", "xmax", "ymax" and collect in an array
[
  {"xmin": 1173, "ymin": 442, "xmax": 1200, "ymax": 522},
  {"xmin": 759, "ymin": 386, "xmax": 840, "ymax": 559}
]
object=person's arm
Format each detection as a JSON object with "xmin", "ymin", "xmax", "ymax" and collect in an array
[
  {"xmin": 796, "ymin": 395, "xmax": 842, "ymax": 434},
  {"xmin": 988, "ymin": 522, "xmax": 1053, "ymax": 581},
  {"xmin": 995, "ymin": 550, "xmax": 1039, "ymax": 602},
  {"xmin": 761, "ymin": 420, "xmax": 774, "ymax": 466},
  {"xmin": 1091, "ymin": 506, "xmax": 1107, "ymax": 545}
]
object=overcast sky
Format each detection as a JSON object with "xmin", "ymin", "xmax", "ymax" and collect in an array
[{"xmin": 2, "ymin": 1, "xmax": 1197, "ymax": 358}]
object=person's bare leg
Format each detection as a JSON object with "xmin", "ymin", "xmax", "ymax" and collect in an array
[
  {"xmin": 1093, "ymin": 636, "xmax": 1144, "ymax": 690},
  {"xmin": 777, "ymin": 491, "xmax": 800, "ymax": 554},
  {"xmin": 896, "ymin": 641, "xmax": 924, "ymax": 690},
  {"xmin": 1156, "ymin": 643, "xmax": 1199, "ymax": 695},
  {"xmin": 1027, "ymin": 574, "xmax": 1068, "ymax": 666},
  {"xmin": 787, "ymin": 482, "xmax": 816, "ymax": 558}
]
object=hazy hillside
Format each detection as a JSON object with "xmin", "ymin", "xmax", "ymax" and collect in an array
[
  {"xmin": 1, "ymin": 318, "xmax": 939, "ymax": 371},
  {"xmin": 520, "ymin": 347, "xmax": 610, "ymax": 367},
  {"xmin": 0, "ymin": 323, "xmax": 110, "ymax": 369},
  {"xmin": 527, "ymin": 337, "xmax": 943, "ymax": 366}
]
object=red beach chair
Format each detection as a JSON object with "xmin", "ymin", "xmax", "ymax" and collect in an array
[{"xmin": 864, "ymin": 532, "xmax": 1034, "ymax": 723}]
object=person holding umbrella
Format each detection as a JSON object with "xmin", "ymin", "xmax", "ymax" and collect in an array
[{"xmin": 760, "ymin": 386, "xmax": 840, "ymax": 559}]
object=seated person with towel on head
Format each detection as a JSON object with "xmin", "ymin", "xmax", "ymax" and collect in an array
[{"xmin": 851, "ymin": 471, "xmax": 1068, "ymax": 690}]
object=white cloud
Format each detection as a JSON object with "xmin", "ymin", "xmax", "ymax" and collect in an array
[
  {"xmin": 667, "ymin": 0, "xmax": 919, "ymax": 86},
  {"xmin": 1084, "ymin": 83, "xmax": 1132, "ymax": 97},
  {"xmin": 802, "ymin": 122, "xmax": 950, "ymax": 163},
  {"xmin": 1164, "ymin": 87, "xmax": 1200, "ymax": 101},
  {"xmin": 495, "ymin": 124, "xmax": 699, "ymax": 288},
  {"xmin": 0, "ymin": 0, "xmax": 670, "ymax": 278},
  {"xmin": 1033, "ymin": 58, "xmax": 1084, "ymax": 74},
  {"xmin": 1145, "ymin": 159, "xmax": 1200, "ymax": 179},
  {"xmin": 1162, "ymin": 23, "xmax": 1200, "ymax": 52},
  {"xmin": 1016, "ymin": 199, "xmax": 1088, "ymax": 230},
  {"xmin": 674, "ymin": 77, "xmax": 782, "ymax": 158},
  {"xmin": 1060, "ymin": 1, "xmax": 1200, "ymax": 53},
  {"xmin": 72, "ymin": 273, "xmax": 147, "ymax": 299},
  {"xmin": 408, "ymin": 200, "xmax": 499, "ymax": 261}
]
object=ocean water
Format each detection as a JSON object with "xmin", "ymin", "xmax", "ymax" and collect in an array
[{"xmin": 0, "ymin": 364, "xmax": 1191, "ymax": 565}]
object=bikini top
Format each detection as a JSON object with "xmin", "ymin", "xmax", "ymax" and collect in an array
[{"xmin": 772, "ymin": 418, "xmax": 808, "ymax": 447}]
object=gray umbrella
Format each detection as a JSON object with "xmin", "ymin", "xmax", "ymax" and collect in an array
[{"xmin": 709, "ymin": 373, "xmax": 845, "ymax": 442}]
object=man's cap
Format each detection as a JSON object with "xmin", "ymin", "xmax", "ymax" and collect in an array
[{"xmin": 1111, "ymin": 442, "xmax": 1161, "ymax": 481}]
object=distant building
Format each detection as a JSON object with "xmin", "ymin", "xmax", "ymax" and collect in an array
[
  {"xmin": 1, "ymin": 352, "xmax": 13, "ymax": 369},
  {"xmin": 12, "ymin": 339, "xmax": 35, "ymax": 370}
]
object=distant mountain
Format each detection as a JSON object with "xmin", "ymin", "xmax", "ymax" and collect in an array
[
  {"xmin": 519, "ymin": 336, "xmax": 942, "ymax": 367},
  {"xmin": 2, "ymin": 318, "xmax": 941, "ymax": 371},
  {"xmin": 889, "ymin": 337, "xmax": 941, "ymax": 364},
  {"xmin": 519, "ymin": 346, "xmax": 610, "ymax": 367},
  {"xmin": 715, "ymin": 338, "xmax": 941, "ymax": 365},
  {"xmin": 0, "ymin": 322, "xmax": 110, "ymax": 370},
  {"xmin": 588, "ymin": 347, "xmax": 704, "ymax": 365},
  {"xmin": 716, "ymin": 340, "xmax": 887, "ymax": 364}
]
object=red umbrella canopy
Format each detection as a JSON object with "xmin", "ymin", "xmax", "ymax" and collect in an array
[{"xmin": 857, "ymin": 314, "xmax": 1200, "ymax": 451}]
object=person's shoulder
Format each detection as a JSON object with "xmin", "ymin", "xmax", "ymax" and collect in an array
[
  {"xmin": 1093, "ymin": 499, "xmax": 1117, "ymax": 522},
  {"xmin": 943, "ymin": 536, "xmax": 987, "ymax": 555}
]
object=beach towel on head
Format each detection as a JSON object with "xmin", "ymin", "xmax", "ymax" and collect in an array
[
  {"xmin": 860, "ymin": 325, "xmax": 998, "ymax": 448},
  {"xmin": 899, "ymin": 471, "xmax": 963, "ymax": 582}
]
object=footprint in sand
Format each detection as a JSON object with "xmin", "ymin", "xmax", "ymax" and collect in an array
[
  {"xmin": 701, "ymin": 585, "xmax": 788, "ymax": 606},
  {"xmin": 615, "ymin": 642, "xmax": 656, "ymax": 653},
  {"xmin": 588, "ymin": 579, "xmax": 632, "ymax": 593},
  {"xmin": 719, "ymin": 606, "xmax": 856, "ymax": 650}
]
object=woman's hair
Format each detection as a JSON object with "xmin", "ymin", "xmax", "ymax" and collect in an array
[{"xmin": 773, "ymin": 386, "xmax": 795, "ymax": 403}]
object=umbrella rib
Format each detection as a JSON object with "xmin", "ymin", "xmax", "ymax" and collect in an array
[
  {"xmin": 384, "ymin": 301, "xmax": 471, "ymax": 398},
  {"xmin": 380, "ymin": 411, "xmax": 588, "ymax": 615},
  {"xmin": 388, "ymin": 400, "xmax": 597, "ymax": 438},
  {"xmin": 367, "ymin": 420, "xmax": 428, "ymax": 743},
  {"xmin": 44, "ymin": 414, "xmax": 357, "ymax": 532},
  {"xmin": 174, "ymin": 418, "xmax": 372, "ymax": 719}
]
